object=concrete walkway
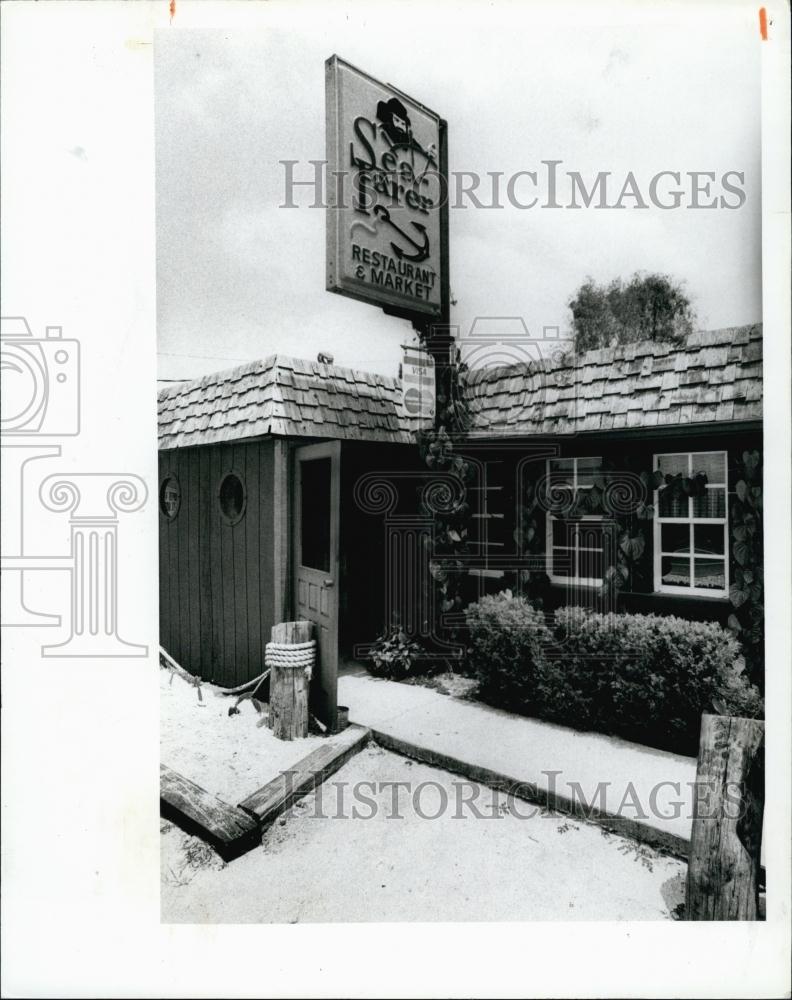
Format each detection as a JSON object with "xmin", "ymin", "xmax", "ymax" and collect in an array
[{"xmin": 338, "ymin": 672, "xmax": 698, "ymax": 854}]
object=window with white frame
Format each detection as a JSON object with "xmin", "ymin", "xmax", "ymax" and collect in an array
[
  {"xmin": 468, "ymin": 459, "xmax": 506, "ymax": 579},
  {"xmin": 653, "ymin": 451, "xmax": 728, "ymax": 596},
  {"xmin": 546, "ymin": 456, "xmax": 606, "ymax": 587}
]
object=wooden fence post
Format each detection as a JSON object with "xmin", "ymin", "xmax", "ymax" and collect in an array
[
  {"xmin": 267, "ymin": 620, "xmax": 313, "ymax": 740},
  {"xmin": 685, "ymin": 713, "xmax": 764, "ymax": 920}
]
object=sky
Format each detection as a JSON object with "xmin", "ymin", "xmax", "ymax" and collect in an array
[{"xmin": 155, "ymin": 1, "xmax": 762, "ymax": 383}]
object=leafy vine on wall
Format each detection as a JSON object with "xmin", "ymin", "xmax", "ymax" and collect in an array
[
  {"xmin": 600, "ymin": 466, "xmax": 709, "ymax": 597},
  {"xmin": 514, "ymin": 462, "xmax": 711, "ymax": 598},
  {"xmin": 513, "ymin": 478, "xmax": 552, "ymax": 606},
  {"xmin": 515, "ymin": 449, "xmax": 764, "ymax": 689},
  {"xmin": 416, "ymin": 344, "xmax": 473, "ymax": 648},
  {"xmin": 727, "ymin": 449, "xmax": 763, "ymax": 688}
]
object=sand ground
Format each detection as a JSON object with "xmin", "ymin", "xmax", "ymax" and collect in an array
[
  {"xmin": 160, "ymin": 667, "xmax": 323, "ymax": 804},
  {"xmin": 162, "ymin": 745, "xmax": 686, "ymax": 923}
]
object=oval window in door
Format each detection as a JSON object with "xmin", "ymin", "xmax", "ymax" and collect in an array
[{"xmin": 218, "ymin": 472, "xmax": 246, "ymax": 525}]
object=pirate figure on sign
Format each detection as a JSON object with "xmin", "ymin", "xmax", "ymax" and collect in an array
[{"xmin": 376, "ymin": 96, "xmax": 437, "ymax": 167}]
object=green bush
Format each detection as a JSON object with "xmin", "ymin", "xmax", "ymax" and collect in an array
[
  {"xmin": 463, "ymin": 591, "xmax": 552, "ymax": 708},
  {"xmin": 464, "ymin": 594, "xmax": 763, "ymax": 754},
  {"xmin": 367, "ymin": 625, "xmax": 430, "ymax": 680}
]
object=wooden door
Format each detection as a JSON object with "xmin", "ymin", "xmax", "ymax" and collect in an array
[{"xmin": 293, "ymin": 441, "xmax": 340, "ymax": 730}]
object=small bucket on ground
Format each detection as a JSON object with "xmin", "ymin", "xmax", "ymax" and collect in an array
[{"xmin": 336, "ymin": 706, "xmax": 350, "ymax": 732}]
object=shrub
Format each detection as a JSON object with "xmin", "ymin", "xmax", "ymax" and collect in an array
[
  {"xmin": 367, "ymin": 625, "xmax": 429, "ymax": 680},
  {"xmin": 464, "ymin": 594, "xmax": 763, "ymax": 754},
  {"xmin": 463, "ymin": 591, "xmax": 552, "ymax": 709}
]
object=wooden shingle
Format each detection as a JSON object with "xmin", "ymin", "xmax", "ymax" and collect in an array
[
  {"xmin": 158, "ymin": 325, "xmax": 762, "ymax": 450},
  {"xmin": 158, "ymin": 353, "xmax": 418, "ymax": 448},
  {"xmin": 460, "ymin": 324, "xmax": 761, "ymax": 437}
]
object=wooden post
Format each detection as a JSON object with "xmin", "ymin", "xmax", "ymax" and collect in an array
[
  {"xmin": 685, "ymin": 713, "xmax": 764, "ymax": 920},
  {"xmin": 267, "ymin": 620, "xmax": 313, "ymax": 740}
]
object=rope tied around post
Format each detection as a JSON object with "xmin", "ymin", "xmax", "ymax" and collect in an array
[
  {"xmin": 265, "ymin": 639, "xmax": 316, "ymax": 676},
  {"xmin": 267, "ymin": 621, "xmax": 315, "ymax": 740}
]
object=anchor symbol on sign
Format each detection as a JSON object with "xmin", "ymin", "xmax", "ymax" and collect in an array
[{"xmin": 373, "ymin": 205, "xmax": 430, "ymax": 263}]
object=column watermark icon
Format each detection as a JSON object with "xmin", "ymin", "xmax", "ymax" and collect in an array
[{"xmin": 0, "ymin": 316, "xmax": 148, "ymax": 657}]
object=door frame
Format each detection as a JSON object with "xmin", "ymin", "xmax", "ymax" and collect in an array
[{"xmin": 292, "ymin": 440, "xmax": 341, "ymax": 728}]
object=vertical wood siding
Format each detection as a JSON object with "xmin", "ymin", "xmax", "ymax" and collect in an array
[{"xmin": 158, "ymin": 439, "xmax": 276, "ymax": 687}]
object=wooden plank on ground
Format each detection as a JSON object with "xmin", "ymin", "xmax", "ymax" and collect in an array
[
  {"xmin": 160, "ymin": 764, "xmax": 260, "ymax": 861},
  {"xmin": 239, "ymin": 724, "xmax": 370, "ymax": 824},
  {"xmin": 369, "ymin": 728, "xmax": 690, "ymax": 859}
]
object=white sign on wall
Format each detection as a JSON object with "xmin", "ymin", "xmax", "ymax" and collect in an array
[
  {"xmin": 401, "ymin": 346, "xmax": 436, "ymax": 421},
  {"xmin": 326, "ymin": 55, "xmax": 444, "ymax": 319}
]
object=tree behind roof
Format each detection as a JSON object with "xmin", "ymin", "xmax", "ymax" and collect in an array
[{"xmin": 569, "ymin": 272, "xmax": 694, "ymax": 353}]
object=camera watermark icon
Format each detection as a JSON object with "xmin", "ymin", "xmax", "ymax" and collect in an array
[
  {"xmin": 1, "ymin": 317, "xmax": 80, "ymax": 436},
  {"xmin": 458, "ymin": 316, "xmax": 570, "ymax": 370},
  {"xmin": 1, "ymin": 315, "xmax": 148, "ymax": 657},
  {"xmin": 457, "ymin": 316, "xmax": 577, "ymax": 436}
]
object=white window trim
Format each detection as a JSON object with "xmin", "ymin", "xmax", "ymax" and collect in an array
[
  {"xmin": 468, "ymin": 466, "xmax": 505, "ymax": 580},
  {"xmin": 652, "ymin": 450, "xmax": 729, "ymax": 598},
  {"xmin": 546, "ymin": 457, "xmax": 605, "ymax": 588}
]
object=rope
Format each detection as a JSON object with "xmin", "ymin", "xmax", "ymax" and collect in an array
[{"xmin": 265, "ymin": 639, "xmax": 316, "ymax": 671}]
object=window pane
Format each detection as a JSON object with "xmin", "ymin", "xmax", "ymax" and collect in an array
[
  {"xmin": 658, "ymin": 489, "xmax": 689, "ymax": 519},
  {"xmin": 547, "ymin": 460, "xmax": 573, "ymax": 483},
  {"xmin": 694, "ymin": 558, "xmax": 726, "ymax": 590},
  {"xmin": 547, "ymin": 471, "xmax": 573, "ymax": 492},
  {"xmin": 576, "ymin": 456, "xmax": 602, "ymax": 487},
  {"xmin": 577, "ymin": 547, "xmax": 603, "ymax": 581},
  {"xmin": 662, "ymin": 555, "xmax": 690, "ymax": 588},
  {"xmin": 551, "ymin": 548, "xmax": 575, "ymax": 578},
  {"xmin": 570, "ymin": 489, "xmax": 592, "ymax": 516},
  {"xmin": 661, "ymin": 523, "xmax": 690, "ymax": 554},
  {"xmin": 300, "ymin": 458, "xmax": 331, "ymax": 571},
  {"xmin": 694, "ymin": 523, "xmax": 725, "ymax": 555},
  {"xmin": 657, "ymin": 453, "xmax": 689, "ymax": 478},
  {"xmin": 552, "ymin": 519, "xmax": 570, "ymax": 547},
  {"xmin": 544, "ymin": 467, "xmax": 574, "ymax": 513},
  {"xmin": 692, "ymin": 487, "xmax": 725, "ymax": 519},
  {"xmin": 485, "ymin": 513, "xmax": 507, "ymax": 548},
  {"xmin": 574, "ymin": 522, "xmax": 605, "ymax": 551},
  {"xmin": 693, "ymin": 452, "xmax": 725, "ymax": 485}
]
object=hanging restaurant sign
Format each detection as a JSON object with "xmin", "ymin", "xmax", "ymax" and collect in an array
[{"xmin": 325, "ymin": 55, "xmax": 445, "ymax": 319}]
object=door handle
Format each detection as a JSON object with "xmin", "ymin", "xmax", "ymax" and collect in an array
[{"xmin": 323, "ymin": 579, "xmax": 334, "ymax": 587}]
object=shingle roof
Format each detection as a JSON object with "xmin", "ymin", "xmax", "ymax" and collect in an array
[
  {"xmin": 157, "ymin": 325, "xmax": 762, "ymax": 449},
  {"xmin": 157, "ymin": 354, "xmax": 417, "ymax": 449},
  {"xmin": 464, "ymin": 323, "xmax": 762, "ymax": 436}
]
